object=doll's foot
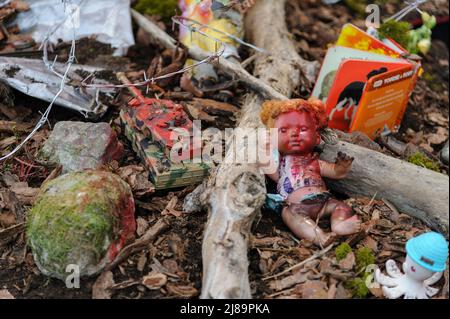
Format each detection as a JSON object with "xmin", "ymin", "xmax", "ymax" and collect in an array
[{"xmin": 332, "ymin": 215, "xmax": 361, "ymax": 236}]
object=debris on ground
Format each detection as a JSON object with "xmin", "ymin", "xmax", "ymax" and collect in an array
[
  {"xmin": 0, "ymin": 57, "xmax": 117, "ymax": 118},
  {"xmin": 14, "ymin": 0, "xmax": 135, "ymax": 56}
]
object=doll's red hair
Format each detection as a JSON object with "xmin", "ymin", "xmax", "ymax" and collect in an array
[{"xmin": 260, "ymin": 98, "xmax": 327, "ymax": 129}]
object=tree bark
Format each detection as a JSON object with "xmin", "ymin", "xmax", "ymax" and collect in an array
[
  {"xmin": 321, "ymin": 141, "xmax": 449, "ymax": 233},
  {"xmin": 199, "ymin": 0, "xmax": 317, "ymax": 299}
]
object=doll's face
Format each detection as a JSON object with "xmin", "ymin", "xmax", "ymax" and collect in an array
[{"xmin": 274, "ymin": 111, "xmax": 321, "ymax": 155}]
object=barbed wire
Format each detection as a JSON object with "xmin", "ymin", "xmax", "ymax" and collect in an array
[
  {"xmin": 79, "ymin": 14, "xmax": 264, "ymax": 90},
  {"xmin": 0, "ymin": 0, "xmax": 78, "ymax": 162},
  {"xmin": 0, "ymin": 6, "xmax": 264, "ymax": 162},
  {"xmin": 386, "ymin": 0, "xmax": 428, "ymax": 22}
]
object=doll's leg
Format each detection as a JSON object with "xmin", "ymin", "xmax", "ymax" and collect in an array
[
  {"xmin": 326, "ymin": 199, "xmax": 361, "ymax": 235},
  {"xmin": 281, "ymin": 206, "xmax": 336, "ymax": 246}
]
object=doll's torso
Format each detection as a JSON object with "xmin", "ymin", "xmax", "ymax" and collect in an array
[{"xmin": 278, "ymin": 153, "xmax": 328, "ymax": 203}]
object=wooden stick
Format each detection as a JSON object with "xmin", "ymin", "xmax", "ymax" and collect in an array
[
  {"xmin": 106, "ymin": 219, "xmax": 169, "ymax": 271},
  {"xmin": 262, "ymin": 244, "xmax": 334, "ymax": 281}
]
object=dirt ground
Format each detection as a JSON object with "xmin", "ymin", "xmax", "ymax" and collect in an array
[{"xmin": 0, "ymin": 0, "xmax": 449, "ymax": 299}]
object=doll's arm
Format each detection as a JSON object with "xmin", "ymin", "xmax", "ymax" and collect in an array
[{"xmin": 319, "ymin": 152, "xmax": 354, "ymax": 180}]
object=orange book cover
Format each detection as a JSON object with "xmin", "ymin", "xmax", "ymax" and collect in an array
[
  {"xmin": 325, "ymin": 59, "xmax": 414, "ymax": 133},
  {"xmin": 350, "ymin": 65, "xmax": 416, "ymax": 139}
]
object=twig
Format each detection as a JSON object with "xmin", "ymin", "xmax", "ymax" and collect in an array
[
  {"xmin": 262, "ymin": 243, "xmax": 334, "ymax": 281},
  {"xmin": 105, "ymin": 219, "xmax": 170, "ymax": 271},
  {"xmin": 382, "ymin": 198, "xmax": 400, "ymax": 217},
  {"xmin": 266, "ymin": 287, "xmax": 296, "ymax": 299}
]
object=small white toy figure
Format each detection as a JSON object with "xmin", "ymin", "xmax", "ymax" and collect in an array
[{"xmin": 375, "ymin": 232, "xmax": 448, "ymax": 299}]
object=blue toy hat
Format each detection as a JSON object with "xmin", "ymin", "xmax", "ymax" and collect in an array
[{"xmin": 406, "ymin": 232, "xmax": 449, "ymax": 272}]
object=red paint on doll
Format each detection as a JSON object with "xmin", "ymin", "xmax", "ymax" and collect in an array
[{"xmin": 274, "ymin": 111, "xmax": 321, "ymax": 155}]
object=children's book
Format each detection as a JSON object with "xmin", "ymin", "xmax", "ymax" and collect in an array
[{"xmin": 312, "ymin": 24, "xmax": 420, "ymax": 139}]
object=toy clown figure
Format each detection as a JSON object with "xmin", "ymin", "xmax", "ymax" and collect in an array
[
  {"xmin": 178, "ymin": 0, "xmax": 255, "ymax": 97},
  {"xmin": 260, "ymin": 99, "xmax": 361, "ymax": 246}
]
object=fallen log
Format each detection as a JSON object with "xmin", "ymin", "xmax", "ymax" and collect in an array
[{"xmin": 321, "ymin": 141, "xmax": 449, "ymax": 233}]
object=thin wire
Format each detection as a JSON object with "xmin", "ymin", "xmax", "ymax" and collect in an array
[
  {"xmin": 174, "ymin": 16, "xmax": 266, "ymax": 53},
  {"xmin": 0, "ymin": 0, "xmax": 78, "ymax": 162},
  {"xmin": 0, "ymin": 0, "xmax": 11, "ymax": 8},
  {"xmin": 1, "ymin": 9, "xmax": 263, "ymax": 161},
  {"xmin": 385, "ymin": 0, "xmax": 428, "ymax": 22},
  {"xmin": 80, "ymin": 15, "xmax": 265, "ymax": 90}
]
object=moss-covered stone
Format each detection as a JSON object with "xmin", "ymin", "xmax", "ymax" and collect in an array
[
  {"xmin": 407, "ymin": 152, "xmax": 440, "ymax": 172},
  {"xmin": 27, "ymin": 171, "xmax": 136, "ymax": 280}
]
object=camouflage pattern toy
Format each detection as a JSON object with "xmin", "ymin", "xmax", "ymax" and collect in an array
[{"xmin": 121, "ymin": 109, "xmax": 210, "ymax": 190}]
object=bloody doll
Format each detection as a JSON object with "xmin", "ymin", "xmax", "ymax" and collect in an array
[{"xmin": 260, "ymin": 99, "xmax": 361, "ymax": 246}]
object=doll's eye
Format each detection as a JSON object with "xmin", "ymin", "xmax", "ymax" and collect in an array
[
  {"xmin": 301, "ymin": 126, "xmax": 308, "ymax": 132},
  {"xmin": 280, "ymin": 128, "xmax": 287, "ymax": 133}
]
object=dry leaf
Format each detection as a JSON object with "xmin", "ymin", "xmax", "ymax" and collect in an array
[
  {"xmin": 335, "ymin": 283, "xmax": 352, "ymax": 299},
  {"xmin": 269, "ymin": 270, "xmax": 310, "ymax": 291},
  {"xmin": 161, "ymin": 197, "xmax": 182, "ymax": 217},
  {"xmin": 142, "ymin": 272, "xmax": 167, "ymax": 290},
  {"xmin": 0, "ymin": 212, "xmax": 16, "ymax": 227},
  {"xmin": 426, "ymin": 127, "xmax": 448, "ymax": 145},
  {"xmin": 162, "ymin": 259, "xmax": 181, "ymax": 275},
  {"xmin": 118, "ymin": 165, "xmax": 155, "ymax": 197},
  {"xmin": 92, "ymin": 271, "xmax": 115, "ymax": 299},
  {"xmin": 427, "ymin": 112, "xmax": 448, "ymax": 126},
  {"xmin": 166, "ymin": 283, "xmax": 198, "ymax": 298},
  {"xmin": 136, "ymin": 217, "xmax": 149, "ymax": 237},
  {"xmin": 137, "ymin": 252, "xmax": 148, "ymax": 272},
  {"xmin": 10, "ymin": 182, "xmax": 38, "ymax": 205},
  {"xmin": 362, "ymin": 236, "xmax": 378, "ymax": 253},
  {"xmin": 338, "ymin": 252, "xmax": 355, "ymax": 271},
  {"xmin": 295, "ymin": 280, "xmax": 328, "ymax": 299},
  {"xmin": 0, "ymin": 289, "xmax": 14, "ymax": 299},
  {"xmin": 369, "ymin": 286, "xmax": 384, "ymax": 298}
]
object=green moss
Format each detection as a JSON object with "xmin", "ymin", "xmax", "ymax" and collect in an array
[
  {"xmin": 407, "ymin": 152, "xmax": 440, "ymax": 172},
  {"xmin": 134, "ymin": 0, "xmax": 179, "ymax": 21},
  {"xmin": 27, "ymin": 198, "xmax": 115, "ymax": 277},
  {"xmin": 335, "ymin": 242, "xmax": 352, "ymax": 262},
  {"xmin": 355, "ymin": 247, "xmax": 375, "ymax": 272},
  {"xmin": 346, "ymin": 273, "xmax": 370, "ymax": 298},
  {"xmin": 378, "ymin": 20, "xmax": 412, "ymax": 50}
]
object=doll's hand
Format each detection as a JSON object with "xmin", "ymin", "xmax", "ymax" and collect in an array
[{"xmin": 334, "ymin": 152, "xmax": 354, "ymax": 177}]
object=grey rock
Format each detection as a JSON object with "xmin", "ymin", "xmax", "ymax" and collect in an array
[{"xmin": 38, "ymin": 121, "xmax": 123, "ymax": 172}]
